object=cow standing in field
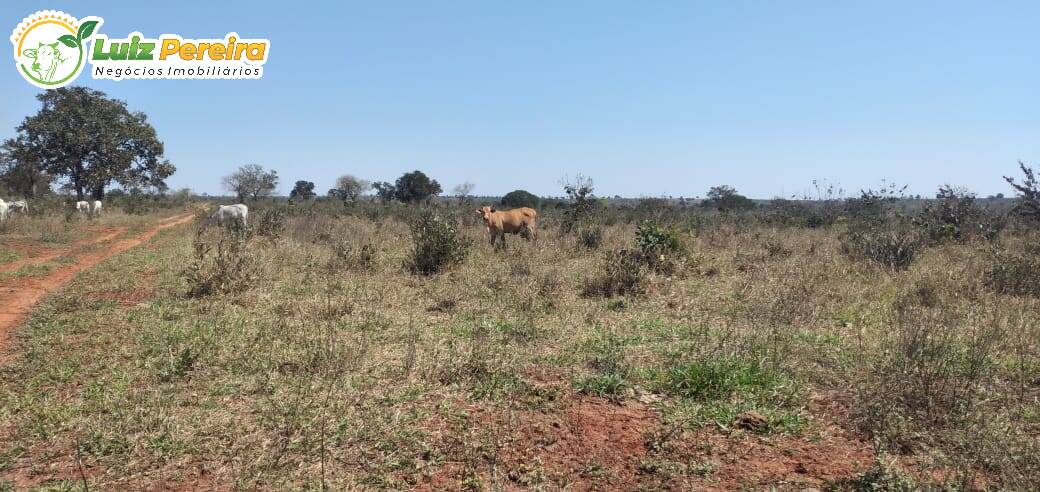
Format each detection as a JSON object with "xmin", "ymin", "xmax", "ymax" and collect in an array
[
  {"xmin": 206, "ymin": 204, "xmax": 249, "ymax": 228},
  {"xmin": 8, "ymin": 200, "xmax": 28, "ymax": 215},
  {"xmin": 76, "ymin": 201, "xmax": 90, "ymax": 215},
  {"xmin": 476, "ymin": 205, "xmax": 538, "ymax": 248},
  {"xmin": 92, "ymin": 200, "xmax": 103, "ymax": 217}
]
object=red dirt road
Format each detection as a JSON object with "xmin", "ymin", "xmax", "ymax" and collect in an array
[{"xmin": 0, "ymin": 213, "xmax": 195, "ymax": 352}]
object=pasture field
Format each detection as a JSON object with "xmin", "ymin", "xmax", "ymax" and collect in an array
[{"xmin": 1, "ymin": 199, "xmax": 1039, "ymax": 490}]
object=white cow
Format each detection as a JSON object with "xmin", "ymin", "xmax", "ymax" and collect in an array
[
  {"xmin": 0, "ymin": 199, "xmax": 7, "ymax": 223},
  {"xmin": 8, "ymin": 200, "xmax": 28, "ymax": 215},
  {"xmin": 92, "ymin": 200, "xmax": 103, "ymax": 217},
  {"xmin": 206, "ymin": 204, "xmax": 249, "ymax": 227},
  {"xmin": 76, "ymin": 201, "xmax": 90, "ymax": 215}
]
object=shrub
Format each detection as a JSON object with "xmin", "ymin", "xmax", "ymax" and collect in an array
[
  {"xmin": 1004, "ymin": 161, "xmax": 1040, "ymax": 224},
  {"xmin": 986, "ymin": 248, "xmax": 1040, "ymax": 297},
  {"xmin": 840, "ymin": 224, "xmax": 921, "ymax": 270},
  {"xmin": 332, "ymin": 241, "xmax": 376, "ymax": 271},
  {"xmin": 581, "ymin": 248, "xmax": 645, "ymax": 297},
  {"xmin": 576, "ymin": 226, "xmax": 603, "ymax": 250},
  {"xmin": 914, "ymin": 185, "xmax": 1002, "ymax": 243},
  {"xmin": 254, "ymin": 208, "xmax": 286, "ymax": 239},
  {"xmin": 184, "ymin": 224, "xmax": 258, "ymax": 297},
  {"xmin": 635, "ymin": 221, "xmax": 684, "ymax": 273},
  {"xmin": 406, "ymin": 210, "xmax": 470, "ymax": 275}
]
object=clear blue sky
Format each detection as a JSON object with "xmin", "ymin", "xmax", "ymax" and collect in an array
[{"xmin": 2, "ymin": 1, "xmax": 1036, "ymax": 198}]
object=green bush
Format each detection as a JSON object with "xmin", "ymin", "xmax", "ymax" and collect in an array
[
  {"xmin": 406, "ymin": 210, "xmax": 470, "ymax": 275},
  {"xmin": 650, "ymin": 358, "xmax": 782, "ymax": 401}
]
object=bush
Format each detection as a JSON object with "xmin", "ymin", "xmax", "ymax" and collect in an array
[
  {"xmin": 500, "ymin": 189, "xmax": 540, "ymax": 209},
  {"xmin": 406, "ymin": 210, "xmax": 470, "ymax": 275},
  {"xmin": 254, "ymin": 208, "xmax": 286, "ymax": 239},
  {"xmin": 987, "ymin": 248, "xmax": 1040, "ymax": 297},
  {"xmin": 582, "ymin": 248, "xmax": 645, "ymax": 297},
  {"xmin": 576, "ymin": 226, "xmax": 603, "ymax": 250},
  {"xmin": 635, "ymin": 221, "xmax": 684, "ymax": 273},
  {"xmin": 914, "ymin": 185, "xmax": 1002, "ymax": 243},
  {"xmin": 840, "ymin": 224, "xmax": 921, "ymax": 270},
  {"xmin": 184, "ymin": 224, "xmax": 258, "ymax": 297}
]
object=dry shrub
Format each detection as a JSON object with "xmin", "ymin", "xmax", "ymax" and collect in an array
[
  {"xmin": 184, "ymin": 224, "xmax": 259, "ymax": 297},
  {"xmin": 576, "ymin": 226, "xmax": 603, "ymax": 250},
  {"xmin": 582, "ymin": 248, "xmax": 645, "ymax": 297},
  {"xmin": 840, "ymin": 223, "xmax": 922, "ymax": 270},
  {"xmin": 986, "ymin": 247, "xmax": 1040, "ymax": 297}
]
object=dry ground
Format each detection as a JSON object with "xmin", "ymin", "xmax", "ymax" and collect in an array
[{"xmin": 0, "ymin": 203, "xmax": 1038, "ymax": 490}]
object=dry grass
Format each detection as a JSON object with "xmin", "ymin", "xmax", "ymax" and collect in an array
[{"xmin": 0, "ymin": 202, "xmax": 1038, "ymax": 489}]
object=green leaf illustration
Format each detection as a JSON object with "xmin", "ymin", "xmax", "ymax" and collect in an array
[
  {"xmin": 58, "ymin": 35, "xmax": 79, "ymax": 48},
  {"xmin": 77, "ymin": 20, "xmax": 98, "ymax": 41}
]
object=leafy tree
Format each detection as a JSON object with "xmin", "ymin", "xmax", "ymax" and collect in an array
[
  {"xmin": 560, "ymin": 174, "xmax": 598, "ymax": 231},
  {"xmin": 703, "ymin": 185, "xmax": 756, "ymax": 212},
  {"xmin": 0, "ymin": 137, "xmax": 52, "ymax": 198},
  {"xmin": 393, "ymin": 170, "xmax": 441, "ymax": 203},
  {"xmin": 501, "ymin": 189, "xmax": 540, "ymax": 208},
  {"xmin": 10, "ymin": 87, "xmax": 175, "ymax": 199},
  {"xmin": 1005, "ymin": 161, "xmax": 1040, "ymax": 224},
  {"xmin": 223, "ymin": 164, "xmax": 278, "ymax": 201},
  {"xmin": 372, "ymin": 181, "xmax": 396, "ymax": 203},
  {"xmin": 452, "ymin": 182, "xmax": 475, "ymax": 202},
  {"xmin": 328, "ymin": 175, "xmax": 370, "ymax": 204},
  {"xmin": 289, "ymin": 180, "xmax": 316, "ymax": 201}
]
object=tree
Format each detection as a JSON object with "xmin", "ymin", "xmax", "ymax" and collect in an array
[
  {"xmin": 560, "ymin": 174, "xmax": 597, "ymax": 231},
  {"xmin": 372, "ymin": 181, "xmax": 396, "ymax": 203},
  {"xmin": 0, "ymin": 137, "xmax": 52, "ymax": 198},
  {"xmin": 1005, "ymin": 161, "xmax": 1040, "ymax": 224},
  {"xmin": 501, "ymin": 189, "xmax": 540, "ymax": 208},
  {"xmin": 452, "ymin": 181, "xmax": 475, "ymax": 203},
  {"xmin": 393, "ymin": 170, "xmax": 441, "ymax": 203},
  {"xmin": 289, "ymin": 180, "xmax": 316, "ymax": 201},
  {"xmin": 11, "ymin": 87, "xmax": 175, "ymax": 200},
  {"xmin": 328, "ymin": 175, "xmax": 370, "ymax": 204},
  {"xmin": 703, "ymin": 185, "xmax": 756, "ymax": 211},
  {"xmin": 223, "ymin": 164, "xmax": 278, "ymax": 201}
]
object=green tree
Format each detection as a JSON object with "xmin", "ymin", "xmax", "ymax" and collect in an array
[
  {"xmin": 0, "ymin": 137, "xmax": 52, "ymax": 198},
  {"xmin": 393, "ymin": 170, "xmax": 441, "ymax": 203},
  {"xmin": 223, "ymin": 164, "xmax": 278, "ymax": 201},
  {"xmin": 703, "ymin": 185, "xmax": 755, "ymax": 212},
  {"xmin": 372, "ymin": 181, "xmax": 396, "ymax": 203},
  {"xmin": 11, "ymin": 87, "xmax": 175, "ymax": 200},
  {"xmin": 289, "ymin": 180, "xmax": 316, "ymax": 201},
  {"xmin": 501, "ymin": 189, "xmax": 540, "ymax": 208}
]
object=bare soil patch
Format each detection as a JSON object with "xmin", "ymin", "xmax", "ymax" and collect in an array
[{"xmin": 0, "ymin": 213, "xmax": 194, "ymax": 352}]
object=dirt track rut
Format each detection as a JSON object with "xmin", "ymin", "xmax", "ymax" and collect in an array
[{"xmin": 0, "ymin": 213, "xmax": 195, "ymax": 352}]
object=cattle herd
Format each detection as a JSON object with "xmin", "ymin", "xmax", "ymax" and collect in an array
[
  {"xmin": 0, "ymin": 198, "xmax": 102, "ymax": 222},
  {"xmin": 1, "ymin": 199, "xmax": 541, "ymax": 248}
]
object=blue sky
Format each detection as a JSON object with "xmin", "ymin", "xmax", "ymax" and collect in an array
[{"xmin": 1, "ymin": 1, "xmax": 1036, "ymax": 198}]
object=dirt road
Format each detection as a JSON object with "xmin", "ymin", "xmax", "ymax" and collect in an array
[{"xmin": 0, "ymin": 213, "xmax": 195, "ymax": 351}]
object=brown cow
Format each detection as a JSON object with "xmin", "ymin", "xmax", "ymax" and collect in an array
[{"xmin": 477, "ymin": 205, "xmax": 537, "ymax": 247}]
